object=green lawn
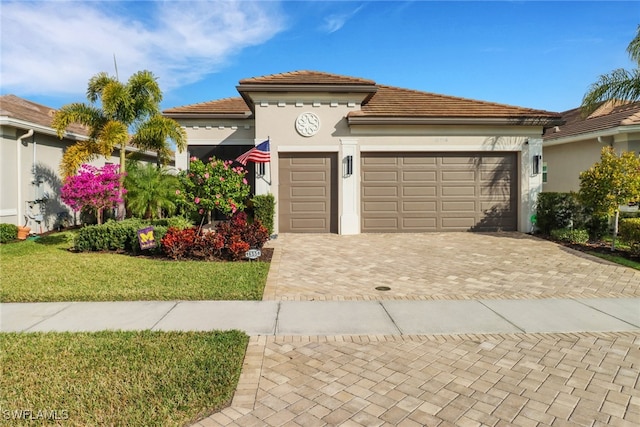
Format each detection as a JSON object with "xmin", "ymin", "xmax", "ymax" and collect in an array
[
  {"xmin": 0, "ymin": 231, "xmax": 267, "ymax": 425},
  {"xmin": 587, "ymin": 251, "xmax": 640, "ymax": 270},
  {"xmin": 0, "ymin": 331, "xmax": 248, "ymax": 426},
  {"xmin": 0, "ymin": 232, "xmax": 270, "ymax": 302}
]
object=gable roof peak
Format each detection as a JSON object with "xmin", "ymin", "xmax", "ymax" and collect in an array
[{"xmin": 238, "ymin": 70, "xmax": 376, "ymax": 86}]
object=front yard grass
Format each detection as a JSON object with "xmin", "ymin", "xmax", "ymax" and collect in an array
[
  {"xmin": 0, "ymin": 330, "xmax": 248, "ymax": 426},
  {"xmin": 0, "ymin": 232, "xmax": 270, "ymax": 302}
]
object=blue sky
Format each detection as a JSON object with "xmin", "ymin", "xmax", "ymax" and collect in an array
[{"xmin": 1, "ymin": 1, "xmax": 638, "ymax": 113}]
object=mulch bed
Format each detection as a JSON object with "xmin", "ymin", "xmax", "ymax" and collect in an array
[{"xmin": 540, "ymin": 235, "xmax": 639, "ymax": 262}]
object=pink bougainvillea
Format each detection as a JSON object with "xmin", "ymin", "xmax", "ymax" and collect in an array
[{"xmin": 61, "ymin": 164, "xmax": 125, "ymax": 224}]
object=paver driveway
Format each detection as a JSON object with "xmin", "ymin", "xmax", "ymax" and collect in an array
[
  {"xmin": 263, "ymin": 232, "xmax": 640, "ymax": 301},
  {"xmin": 195, "ymin": 232, "xmax": 640, "ymax": 427}
]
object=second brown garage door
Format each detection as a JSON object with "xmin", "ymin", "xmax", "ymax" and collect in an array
[
  {"xmin": 361, "ymin": 152, "xmax": 517, "ymax": 232},
  {"xmin": 279, "ymin": 153, "xmax": 338, "ymax": 233}
]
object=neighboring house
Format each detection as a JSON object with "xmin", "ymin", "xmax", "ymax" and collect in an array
[
  {"xmin": 164, "ymin": 70, "xmax": 561, "ymax": 235},
  {"xmin": 542, "ymin": 100, "xmax": 640, "ymax": 193},
  {"xmin": 0, "ymin": 94, "xmax": 161, "ymax": 233}
]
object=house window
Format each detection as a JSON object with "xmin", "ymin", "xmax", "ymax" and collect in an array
[{"xmin": 542, "ymin": 162, "xmax": 548, "ymax": 183}]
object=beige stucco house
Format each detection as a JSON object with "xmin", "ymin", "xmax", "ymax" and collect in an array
[
  {"xmin": 0, "ymin": 95, "xmax": 160, "ymax": 233},
  {"xmin": 164, "ymin": 70, "xmax": 562, "ymax": 235},
  {"xmin": 542, "ymin": 101, "xmax": 640, "ymax": 193}
]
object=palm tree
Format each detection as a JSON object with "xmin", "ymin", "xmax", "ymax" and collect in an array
[
  {"xmin": 52, "ymin": 70, "xmax": 186, "ymax": 218},
  {"xmin": 581, "ymin": 26, "xmax": 640, "ymax": 116},
  {"xmin": 124, "ymin": 161, "xmax": 179, "ymax": 219}
]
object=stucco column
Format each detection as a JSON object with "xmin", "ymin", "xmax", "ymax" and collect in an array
[
  {"xmin": 175, "ymin": 148, "xmax": 189, "ymax": 172},
  {"xmin": 520, "ymin": 137, "xmax": 543, "ymax": 233},
  {"xmin": 340, "ymin": 138, "xmax": 359, "ymax": 235}
]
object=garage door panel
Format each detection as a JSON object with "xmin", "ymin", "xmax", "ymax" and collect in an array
[
  {"xmin": 441, "ymin": 201, "xmax": 476, "ymax": 212},
  {"xmin": 403, "ymin": 217, "xmax": 437, "ymax": 229},
  {"xmin": 290, "ymin": 218, "xmax": 327, "ymax": 230},
  {"xmin": 441, "ymin": 171, "xmax": 475, "ymax": 181},
  {"xmin": 403, "ymin": 171, "xmax": 437, "ymax": 182},
  {"xmin": 362, "ymin": 156, "xmax": 398, "ymax": 166},
  {"xmin": 363, "ymin": 171, "xmax": 398, "ymax": 181},
  {"xmin": 279, "ymin": 153, "xmax": 337, "ymax": 233},
  {"xmin": 402, "ymin": 156, "xmax": 437, "ymax": 165},
  {"xmin": 290, "ymin": 201, "xmax": 327, "ymax": 212},
  {"xmin": 363, "ymin": 217, "xmax": 399, "ymax": 230},
  {"xmin": 363, "ymin": 186, "xmax": 398, "ymax": 197},
  {"xmin": 290, "ymin": 187, "xmax": 326, "ymax": 197},
  {"xmin": 289, "ymin": 171, "xmax": 327, "ymax": 182},
  {"xmin": 403, "ymin": 186, "xmax": 436, "ymax": 197},
  {"xmin": 362, "ymin": 152, "xmax": 517, "ymax": 232},
  {"xmin": 442, "ymin": 186, "xmax": 476, "ymax": 197},
  {"xmin": 363, "ymin": 201, "xmax": 398, "ymax": 212},
  {"xmin": 403, "ymin": 201, "xmax": 436, "ymax": 212}
]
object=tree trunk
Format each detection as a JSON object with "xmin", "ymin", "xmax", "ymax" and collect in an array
[
  {"xmin": 117, "ymin": 144, "xmax": 127, "ymax": 220},
  {"xmin": 612, "ymin": 210, "xmax": 620, "ymax": 251}
]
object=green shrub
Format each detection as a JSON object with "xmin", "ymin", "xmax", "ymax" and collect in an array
[
  {"xmin": 536, "ymin": 193, "xmax": 582, "ymax": 235},
  {"xmin": 251, "ymin": 194, "xmax": 275, "ymax": 236},
  {"xmin": 73, "ymin": 217, "xmax": 187, "ymax": 253},
  {"xmin": 550, "ymin": 228, "xmax": 589, "ymax": 244},
  {"xmin": 152, "ymin": 216, "xmax": 193, "ymax": 229},
  {"xmin": 0, "ymin": 224, "xmax": 18, "ymax": 243},
  {"xmin": 619, "ymin": 218, "xmax": 640, "ymax": 255}
]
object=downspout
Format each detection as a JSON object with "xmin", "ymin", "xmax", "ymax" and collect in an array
[{"xmin": 16, "ymin": 129, "xmax": 34, "ymax": 226}]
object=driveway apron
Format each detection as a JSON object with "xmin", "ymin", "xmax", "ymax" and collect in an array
[{"xmin": 194, "ymin": 232, "xmax": 640, "ymax": 427}]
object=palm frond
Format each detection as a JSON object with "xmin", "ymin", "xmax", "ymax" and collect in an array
[
  {"xmin": 132, "ymin": 115, "xmax": 188, "ymax": 164},
  {"xmin": 60, "ymin": 140, "xmax": 99, "ymax": 177},
  {"xmin": 580, "ymin": 68, "xmax": 640, "ymax": 116},
  {"xmin": 97, "ymin": 121, "xmax": 129, "ymax": 157},
  {"xmin": 87, "ymin": 72, "xmax": 116, "ymax": 103},
  {"xmin": 128, "ymin": 70, "xmax": 162, "ymax": 118},
  {"xmin": 627, "ymin": 25, "xmax": 640, "ymax": 65},
  {"xmin": 51, "ymin": 103, "xmax": 104, "ymax": 138}
]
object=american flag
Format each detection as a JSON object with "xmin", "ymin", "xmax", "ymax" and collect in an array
[{"xmin": 235, "ymin": 140, "xmax": 270, "ymax": 165}]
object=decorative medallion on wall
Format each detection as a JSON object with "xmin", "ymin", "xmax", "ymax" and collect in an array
[{"xmin": 295, "ymin": 112, "xmax": 320, "ymax": 137}]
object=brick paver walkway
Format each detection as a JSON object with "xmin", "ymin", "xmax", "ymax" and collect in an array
[
  {"xmin": 193, "ymin": 233, "xmax": 640, "ymax": 426},
  {"xmin": 201, "ymin": 333, "xmax": 639, "ymax": 426}
]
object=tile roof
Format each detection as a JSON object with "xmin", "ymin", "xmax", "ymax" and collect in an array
[
  {"xmin": 352, "ymin": 85, "xmax": 559, "ymax": 119},
  {"xmin": 0, "ymin": 94, "xmax": 87, "ymax": 135},
  {"xmin": 165, "ymin": 70, "xmax": 561, "ymax": 121},
  {"xmin": 543, "ymin": 101, "xmax": 640, "ymax": 141},
  {"xmin": 238, "ymin": 70, "xmax": 376, "ymax": 86},
  {"xmin": 163, "ymin": 97, "xmax": 250, "ymax": 115}
]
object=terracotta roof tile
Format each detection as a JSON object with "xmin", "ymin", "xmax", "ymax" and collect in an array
[
  {"xmin": 163, "ymin": 97, "xmax": 250, "ymax": 115},
  {"xmin": 164, "ymin": 71, "xmax": 560, "ymax": 121},
  {"xmin": 352, "ymin": 85, "xmax": 559, "ymax": 119},
  {"xmin": 0, "ymin": 94, "xmax": 88, "ymax": 135},
  {"xmin": 238, "ymin": 70, "xmax": 376, "ymax": 86},
  {"xmin": 543, "ymin": 101, "xmax": 640, "ymax": 140}
]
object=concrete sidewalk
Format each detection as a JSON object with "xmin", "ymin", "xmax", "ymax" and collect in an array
[{"xmin": 2, "ymin": 298, "xmax": 639, "ymax": 335}]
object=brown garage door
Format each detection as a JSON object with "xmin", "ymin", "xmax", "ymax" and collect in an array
[
  {"xmin": 279, "ymin": 153, "xmax": 338, "ymax": 233},
  {"xmin": 361, "ymin": 152, "xmax": 517, "ymax": 232}
]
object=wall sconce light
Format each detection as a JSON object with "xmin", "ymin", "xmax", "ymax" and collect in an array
[
  {"xmin": 257, "ymin": 163, "xmax": 266, "ymax": 176},
  {"xmin": 533, "ymin": 155, "xmax": 542, "ymax": 175},
  {"xmin": 343, "ymin": 155, "xmax": 353, "ymax": 177}
]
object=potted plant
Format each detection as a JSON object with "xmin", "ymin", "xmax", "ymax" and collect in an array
[{"xmin": 17, "ymin": 223, "xmax": 31, "ymax": 240}]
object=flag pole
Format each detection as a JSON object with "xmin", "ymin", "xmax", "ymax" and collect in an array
[{"xmin": 267, "ymin": 136, "xmax": 271, "ymax": 183}]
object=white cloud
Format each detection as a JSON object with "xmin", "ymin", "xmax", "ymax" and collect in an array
[
  {"xmin": 0, "ymin": 0, "xmax": 285, "ymax": 97},
  {"xmin": 320, "ymin": 4, "xmax": 364, "ymax": 34}
]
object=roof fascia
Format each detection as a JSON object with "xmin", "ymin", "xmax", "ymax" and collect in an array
[
  {"xmin": 1, "ymin": 116, "xmax": 160, "ymax": 157},
  {"xmin": 0, "ymin": 116, "xmax": 88, "ymax": 140},
  {"xmin": 543, "ymin": 124, "xmax": 640, "ymax": 147},
  {"xmin": 163, "ymin": 112, "xmax": 252, "ymax": 119},
  {"xmin": 347, "ymin": 116, "xmax": 561, "ymax": 127}
]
